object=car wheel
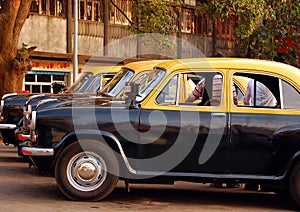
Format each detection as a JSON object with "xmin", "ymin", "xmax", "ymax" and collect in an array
[
  {"xmin": 55, "ymin": 140, "xmax": 119, "ymax": 201},
  {"xmin": 289, "ymin": 162, "xmax": 300, "ymax": 209}
]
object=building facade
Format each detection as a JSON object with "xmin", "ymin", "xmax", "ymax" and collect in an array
[{"xmin": 19, "ymin": 0, "xmax": 238, "ymax": 92}]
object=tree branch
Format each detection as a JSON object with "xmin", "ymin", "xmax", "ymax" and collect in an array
[
  {"xmin": 13, "ymin": 0, "xmax": 32, "ymax": 46},
  {"xmin": 109, "ymin": 0, "xmax": 132, "ymax": 25},
  {"xmin": 108, "ymin": 0, "xmax": 144, "ymax": 33},
  {"xmin": 0, "ymin": 0, "xmax": 20, "ymax": 55}
]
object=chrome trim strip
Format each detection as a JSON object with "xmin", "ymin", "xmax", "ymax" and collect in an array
[
  {"xmin": 26, "ymin": 94, "xmax": 46, "ymax": 104},
  {"xmin": 0, "ymin": 124, "xmax": 17, "ymax": 129},
  {"xmin": 21, "ymin": 147, "xmax": 54, "ymax": 156},
  {"xmin": 2, "ymin": 93, "xmax": 17, "ymax": 100},
  {"xmin": 31, "ymin": 111, "xmax": 36, "ymax": 130},
  {"xmin": 113, "ymin": 138, "xmax": 137, "ymax": 175},
  {"xmin": 137, "ymin": 171, "xmax": 283, "ymax": 181}
]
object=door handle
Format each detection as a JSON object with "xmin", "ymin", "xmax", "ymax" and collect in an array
[{"xmin": 211, "ymin": 112, "xmax": 226, "ymax": 118}]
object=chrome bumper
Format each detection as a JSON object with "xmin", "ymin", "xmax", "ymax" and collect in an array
[
  {"xmin": 0, "ymin": 124, "xmax": 17, "ymax": 130},
  {"xmin": 21, "ymin": 147, "xmax": 54, "ymax": 156}
]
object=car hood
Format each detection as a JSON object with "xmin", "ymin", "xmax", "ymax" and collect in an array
[{"xmin": 36, "ymin": 96, "xmax": 124, "ymax": 112}]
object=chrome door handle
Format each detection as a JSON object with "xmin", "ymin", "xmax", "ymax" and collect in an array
[{"xmin": 211, "ymin": 112, "xmax": 226, "ymax": 117}]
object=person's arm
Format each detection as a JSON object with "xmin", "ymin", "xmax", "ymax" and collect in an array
[
  {"xmin": 232, "ymin": 84, "xmax": 238, "ymax": 105},
  {"xmin": 186, "ymin": 79, "xmax": 205, "ymax": 102},
  {"xmin": 243, "ymin": 81, "xmax": 252, "ymax": 105}
]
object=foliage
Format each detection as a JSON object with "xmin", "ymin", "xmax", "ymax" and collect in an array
[
  {"xmin": 129, "ymin": 0, "xmax": 182, "ymax": 34},
  {"xmin": 197, "ymin": 0, "xmax": 271, "ymax": 39},
  {"xmin": 244, "ymin": 0, "xmax": 300, "ymax": 68}
]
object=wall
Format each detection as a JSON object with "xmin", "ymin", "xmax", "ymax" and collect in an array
[
  {"xmin": 19, "ymin": 15, "xmax": 238, "ymax": 59},
  {"xmin": 19, "ymin": 15, "xmax": 67, "ymax": 53}
]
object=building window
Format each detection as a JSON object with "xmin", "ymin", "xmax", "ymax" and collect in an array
[
  {"xmin": 110, "ymin": 0, "xmax": 131, "ymax": 25},
  {"xmin": 30, "ymin": 0, "xmax": 66, "ymax": 17},
  {"xmin": 24, "ymin": 71, "xmax": 68, "ymax": 93},
  {"xmin": 79, "ymin": 0, "xmax": 104, "ymax": 22},
  {"xmin": 30, "ymin": 0, "xmax": 39, "ymax": 13},
  {"xmin": 181, "ymin": 8, "xmax": 194, "ymax": 33}
]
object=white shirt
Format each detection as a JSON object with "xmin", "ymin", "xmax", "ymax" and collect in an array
[{"xmin": 244, "ymin": 79, "xmax": 277, "ymax": 107}]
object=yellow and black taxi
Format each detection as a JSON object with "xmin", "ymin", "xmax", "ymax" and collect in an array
[
  {"xmin": 20, "ymin": 58, "xmax": 300, "ymax": 209},
  {"xmin": 0, "ymin": 65, "xmax": 119, "ymax": 147}
]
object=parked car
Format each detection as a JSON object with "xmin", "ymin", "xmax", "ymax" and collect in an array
[
  {"xmin": 20, "ymin": 58, "xmax": 300, "ymax": 209},
  {"xmin": 16, "ymin": 60, "xmax": 168, "ymax": 146},
  {"xmin": 0, "ymin": 65, "xmax": 119, "ymax": 146}
]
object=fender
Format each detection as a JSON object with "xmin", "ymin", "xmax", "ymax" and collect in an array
[
  {"xmin": 282, "ymin": 151, "xmax": 300, "ymax": 180},
  {"xmin": 271, "ymin": 124, "xmax": 300, "ymax": 178},
  {"xmin": 272, "ymin": 124, "xmax": 300, "ymax": 140},
  {"xmin": 53, "ymin": 129, "xmax": 137, "ymax": 175}
]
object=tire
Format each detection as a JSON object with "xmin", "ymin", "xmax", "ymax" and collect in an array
[
  {"xmin": 289, "ymin": 162, "xmax": 300, "ymax": 209},
  {"xmin": 55, "ymin": 140, "xmax": 119, "ymax": 201}
]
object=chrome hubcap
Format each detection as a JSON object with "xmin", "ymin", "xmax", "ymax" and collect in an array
[
  {"xmin": 67, "ymin": 151, "xmax": 107, "ymax": 192},
  {"xmin": 77, "ymin": 162, "xmax": 97, "ymax": 181}
]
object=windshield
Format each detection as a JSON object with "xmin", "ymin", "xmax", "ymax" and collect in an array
[
  {"xmin": 67, "ymin": 72, "xmax": 93, "ymax": 93},
  {"xmin": 101, "ymin": 68, "xmax": 135, "ymax": 97},
  {"xmin": 136, "ymin": 68, "xmax": 166, "ymax": 102},
  {"xmin": 85, "ymin": 73, "xmax": 115, "ymax": 93}
]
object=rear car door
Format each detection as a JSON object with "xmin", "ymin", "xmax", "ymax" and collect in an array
[{"xmin": 229, "ymin": 69, "xmax": 300, "ymax": 176}]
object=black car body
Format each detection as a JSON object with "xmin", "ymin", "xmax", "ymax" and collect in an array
[
  {"xmin": 0, "ymin": 66, "xmax": 118, "ymax": 146},
  {"xmin": 20, "ymin": 58, "xmax": 300, "ymax": 209}
]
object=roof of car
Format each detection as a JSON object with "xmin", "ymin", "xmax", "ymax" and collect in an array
[
  {"xmin": 85, "ymin": 65, "xmax": 122, "ymax": 75},
  {"xmin": 154, "ymin": 58, "xmax": 300, "ymax": 76},
  {"xmin": 123, "ymin": 60, "xmax": 169, "ymax": 72}
]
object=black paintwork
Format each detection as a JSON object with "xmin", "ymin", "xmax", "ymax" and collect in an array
[
  {"xmin": 25, "ymin": 99, "xmax": 300, "ymax": 183},
  {"xmin": 0, "ymin": 70, "xmax": 117, "ymax": 146}
]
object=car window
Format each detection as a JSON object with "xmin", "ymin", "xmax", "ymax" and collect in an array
[
  {"xmin": 136, "ymin": 69, "xmax": 166, "ymax": 102},
  {"xmin": 281, "ymin": 80, "xmax": 300, "ymax": 109},
  {"xmin": 233, "ymin": 73, "xmax": 278, "ymax": 108},
  {"xmin": 156, "ymin": 75, "xmax": 178, "ymax": 104},
  {"xmin": 157, "ymin": 71, "xmax": 223, "ymax": 106},
  {"xmin": 101, "ymin": 68, "xmax": 134, "ymax": 97},
  {"xmin": 85, "ymin": 73, "xmax": 115, "ymax": 93},
  {"xmin": 67, "ymin": 72, "xmax": 93, "ymax": 93}
]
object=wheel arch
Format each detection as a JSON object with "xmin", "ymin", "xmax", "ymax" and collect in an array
[
  {"xmin": 282, "ymin": 151, "xmax": 300, "ymax": 182},
  {"xmin": 53, "ymin": 130, "xmax": 135, "ymax": 178}
]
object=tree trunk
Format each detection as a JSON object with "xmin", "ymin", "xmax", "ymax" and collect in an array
[{"xmin": 0, "ymin": 0, "xmax": 32, "ymax": 98}]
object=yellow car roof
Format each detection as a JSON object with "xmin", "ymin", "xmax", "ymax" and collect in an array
[
  {"xmin": 153, "ymin": 57, "xmax": 300, "ymax": 94},
  {"xmin": 124, "ymin": 60, "xmax": 169, "ymax": 73},
  {"xmin": 155, "ymin": 58, "xmax": 300, "ymax": 76},
  {"xmin": 86, "ymin": 65, "xmax": 122, "ymax": 75}
]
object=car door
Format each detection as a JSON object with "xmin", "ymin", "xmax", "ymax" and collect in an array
[
  {"xmin": 229, "ymin": 70, "xmax": 300, "ymax": 176},
  {"xmin": 137, "ymin": 70, "xmax": 229, "ymax": 175}
]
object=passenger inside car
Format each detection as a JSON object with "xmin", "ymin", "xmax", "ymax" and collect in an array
[
  {"xmin": 185, "ymin": 73, "xmax": 237, "ymax": 106},
  {"xmin": 244, "ymin": 79, "xmax": 277, "ymax": 107}
]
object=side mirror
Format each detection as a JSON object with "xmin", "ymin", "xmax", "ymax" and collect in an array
[{"xmin": 124, "ymin": 82, "xmax": 140, "ymax": 108}]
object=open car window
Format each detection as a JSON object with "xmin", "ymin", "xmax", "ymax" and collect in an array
[
  {"xmin": 233, "ymin": 73, "xmax": 278, "ymax": 108},
  {"xmin": 156, "ymin": 71, "xmax": 224, "ymax": 107}
]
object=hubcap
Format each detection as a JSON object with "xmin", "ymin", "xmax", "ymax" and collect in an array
[
  {"xmin": 77, "ymin": 162, "xmax": 97, "ymax": 181},
  {"xmin": 67, "ymin": 151, "xmax": 107, "ymax": 192}
]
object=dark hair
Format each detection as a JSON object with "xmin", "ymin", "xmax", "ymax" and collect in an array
[
  {"xmin": 213, "ymin": 52, "xmax": 225, "ymax": 57},
  {"xmin": 52, "ymin": 82, "xmax": 66, "ymax": 94}
]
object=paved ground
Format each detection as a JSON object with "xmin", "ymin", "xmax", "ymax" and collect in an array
[{"xmin": 0, "ymin": 142, "xmax": 297, "ymax": 212}]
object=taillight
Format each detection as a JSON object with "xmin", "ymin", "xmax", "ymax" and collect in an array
[{"xmin": 17, "ymin": 133, "xmax": 30, "ymax": 142}]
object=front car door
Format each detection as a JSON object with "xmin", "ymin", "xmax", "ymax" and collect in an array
[{"xmin": 137, "ymin": 69, "xmax": 229, "ymax": 176}]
